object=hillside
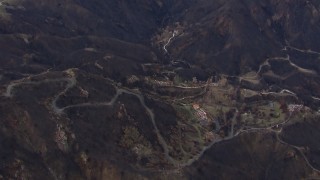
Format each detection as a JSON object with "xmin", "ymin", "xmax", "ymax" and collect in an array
[{"xmin": 1, "ymin": 0, "xmax": 320, "ymax": 179}]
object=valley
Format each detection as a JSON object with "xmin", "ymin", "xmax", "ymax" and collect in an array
[{"xmin": 1, "ymin": 0, "xmax": 320, "ymax": 179}]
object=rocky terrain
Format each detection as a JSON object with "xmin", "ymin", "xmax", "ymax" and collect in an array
[{"xmin": 1, "ymin": 0, "xmax": 320, "ymax": 179}]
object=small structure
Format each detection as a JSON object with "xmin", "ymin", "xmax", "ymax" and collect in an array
[
  {"xmin": 269, "ymin": 101, "xmax": 275, "ymax": 108},
  {"xmin": 127, "ymin": 75, "xmax": 140, "ymax": 84},
  {"xmin": 288, "ymin": 104, "xmax": 303, "ymax": 114},
  {"xmin": 55, "ymin": 124, "xmax": 68, "ymax": 152},
  {"xmin": 192, "ymin": 103, "xmax": 200, "ymax": 110},
  {"xmin": 79, "ymin": 87, "xmax": 89, "ymax": 98},
  {"xmin": 192, "ymin": 103, "xmax": 211, "ymax": 126},
  {"xmin": 197, "ymin": 109, "xmax": 207, "ymax": 120},
  {"xmin": 285, "ymin": 150, "xmax": 296, "ymax": 159}
]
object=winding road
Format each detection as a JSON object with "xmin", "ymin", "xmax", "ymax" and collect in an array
[
  {"xmin": 1, "ymin": 70, "xmax": 243, "ymax": 168},
  {"xmin": 2, "ymin": 70, "xmax": 320, "ymax": 173}
]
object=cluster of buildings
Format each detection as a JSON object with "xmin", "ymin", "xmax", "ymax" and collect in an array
[
  {"xmin": 193, "ymin": 103, "xmax": 210, "ymax": 126},
  {"xmin": 288, "ymin": 104, "xmax": 304, "ymax": 114},
  {"xmin": 153, "ymin": 79, "xmax": 173, "ymax": 86},
  {"xmin": 55, "ymin": 124, "xmax": 68, "ymax": 152}
]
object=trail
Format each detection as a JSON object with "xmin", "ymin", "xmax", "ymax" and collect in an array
[
  {"xmin": 158, "ymin": 38, "xmax": 320, "ymax": 170},
  {"xmin": 3, "ymin": 48, "xmax": 320, "ymax": 173},
  {"xmin": 51, "ymin": 82, "xmax": 179, "ymax": 165},
  {"xmin": 175, "ymin": 109, "xmax": 239, "ymax": 167},
  {"xmin": 286, "ymin": 55, "xmax": 317, "ymax": 75},
  {"xmin": 51, "ymin": 77, "xmax": 77, "ymax": 114},
  {"xmin": 3, "ymin": 72, "xmax": 178, "ymax": 165},
  {"xmin": 280, "ymin": 89, "xmax": 296, "ymax": 95},
  {"xmin": 239, "ymin": 112, "xmax": 320, "ymax": 174},
  {"xmin": 276, "ymin": 133, "xmax": 320, "ymax": 174},
  {"xmin": 252, "ymin": 46, "xmax": 318, "ymax": 81},
  {"xmin": 3, "ymin": 78, "xmax": 72, "ymax": 98},
  {"xmin": 4, "ymin": 75, "xmax": 320, "ymax": 173},
  {"xmin": 285, "ymin": 45, "xmax": 320, "ymax": 56},
  {"xmin": 2, "ymin": 69, "xmax": 52, "ymax": 97},
  {"xmin": 163, "ymin": 30, "xmax": 178, "ymax": 53},
  {"xmin": 49, "ymin": 78, "xmax": 245, "ymax": 168},
  {"xmin": 235, "ymin": 126, "xmax": 320, "ymax": 174},
  {"xmin": 312, "ymin": 96, "xmax": 320, "ymax": 101}
]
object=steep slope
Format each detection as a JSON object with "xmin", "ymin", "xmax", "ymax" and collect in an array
[
  {"xmin": 165, "ymin": 0, "xmax": 320, "ymax": 74},
  {"xmin": 1, "ymin": 0, "xmax": 320, "ymax": 179}
]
